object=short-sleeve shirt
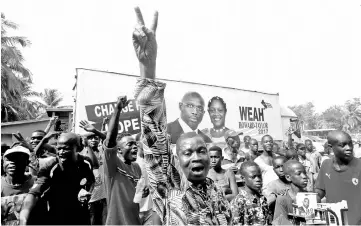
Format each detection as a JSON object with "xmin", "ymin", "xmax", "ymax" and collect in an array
[
  {"xmin": 28, "ymin": 155, "xmax": 95, "ymax": 225},
  {"xmin": 262, "ymin": 179, "xmax": 290, "ymax": 205},
  {"xmin": 306, "ymin": 151, "xmax": 322, "ymax": 174},
  {"xmin": 272, "ymin": 191, "xmax": 294, "ymax": 225},
  {"xmin": 254, "ymin": 156, "xmax": 279, "ymax": 189},
  {"xmin": 88, "ymin": 147, "xmax": 106, "ymax": 203},
  {"xmin": 1, "ymin": 175, "xmax": 35, "ymax": 225},
  {"xmin": 315, "ymin": 157, "xmax": 361, "ymax": 225},
  {"xmin": 230, "ymin": 189, "xmax": 271, "ymax": 225},
  {"xmin": 102, "ymin": 143, "xmax": 142, "ymax": 225}
]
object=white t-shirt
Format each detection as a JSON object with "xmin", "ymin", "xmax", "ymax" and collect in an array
[{"xmin": 254, "ymin": 156, "xmax": 279, "ymax": 189}]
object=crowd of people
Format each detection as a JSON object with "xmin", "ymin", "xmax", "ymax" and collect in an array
[{"xmin": 1, "ymin": 7, "xmax": 361, "ymax": 226}]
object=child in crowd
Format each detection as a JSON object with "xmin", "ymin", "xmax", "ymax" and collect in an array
[
  {"xmin": 296, "ymin": 144, "xmax": 314, "ymax": 192},
  {"xmin": 263, "ymin": 156, "xmax": 291, "ymax": 215},
  {"xmin": 272, "ymin": 160, "xmax": 308, "ymax": 225},
  {"xmin": 320, "ymin": 142, "xmax": 332, "ymax": 165},
  {"xmin": 230, "ymin": 161, "xmax": 271, "ymax": 225},
  {"xmin": 285, "ymin": 149, "xmax": 298, "ymax": 161},
  {"xmin": 208, "ymin": 146, "xmax": 238, "ymax": 201}
]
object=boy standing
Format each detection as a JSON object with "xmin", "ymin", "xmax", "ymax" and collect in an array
[
  {"xmin": 208, "ymin": 146, "xmax": 238, "ymax": 201},
  {"xmin": 297, "ymin": 144, "xmax": 314, "ymax": 192},
  {"xmin": 272, "ymin": 160, "xmax": 308, "ymax": 225},
  {"xmin": 230, "ymin": 161, "xmax": 271, "ymax": 225},
  {"xmin": 263, "ymin": 156, "xmax": 291, "ymax": 212}
]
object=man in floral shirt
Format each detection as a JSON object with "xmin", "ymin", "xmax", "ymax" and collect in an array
[
  {"xmin": 231, "ymin": 161, "xmax": 271, "ymax": 225},
  {"xmin": 132, "ymin": 7, "xmax": 232, "ymax": 225}
]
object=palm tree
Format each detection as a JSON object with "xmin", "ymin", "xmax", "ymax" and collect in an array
[
  {"xmin": 341, "ymin": 98, "xmax": 361, "ymax": 133},
  {"xmin": 1, "ymin": 13, "xmax": 37, "ymax": 122},
  {"xmin": 40, "ymin": 88, "xmax": 63, "ymax": 108}
]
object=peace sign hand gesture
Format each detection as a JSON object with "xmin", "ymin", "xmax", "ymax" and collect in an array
[{"xmin": 132, "ymin": 7, "xmax": 158, "ymax": 67}]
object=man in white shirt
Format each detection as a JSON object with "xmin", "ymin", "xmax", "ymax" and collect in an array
[{"xmin": 167, "ymin": 92, "xmax": 212, "ymax": 144}]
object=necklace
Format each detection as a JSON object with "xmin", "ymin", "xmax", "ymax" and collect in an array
[{"xmin": 211, "ymin": 127, "xmax": 225, "ymax": 133}]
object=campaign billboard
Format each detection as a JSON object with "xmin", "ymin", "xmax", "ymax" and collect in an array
[{"xmin": 74, "ymin": 68, "xmax": 283, "ymax": 141}]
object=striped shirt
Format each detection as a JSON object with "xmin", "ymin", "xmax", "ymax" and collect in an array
[{"xmin": 135, "ymin": 78, "xmax": 232, "ymax": 225}]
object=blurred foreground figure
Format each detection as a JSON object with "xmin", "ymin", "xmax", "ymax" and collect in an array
[{"xmin": 315, "ymin": 130, "xmax": 361, "ymax": 225}]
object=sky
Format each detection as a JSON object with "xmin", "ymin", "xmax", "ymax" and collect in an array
[{"xmin": 2, "ymin": 0, "xmax": 361, "ymax": 113}]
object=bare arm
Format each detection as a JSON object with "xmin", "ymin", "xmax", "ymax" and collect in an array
[
  {"xmin": 226, "ymin": 170, "xmax": 239, "ymax": 201},
  {"xmin": 101, "ymin": 117, "xmax": 109, "ymax": 132},
  {"xmin": 79, "ymin": 120, "xmax": 106, "ymax": 141},
  {"xmin": 19, "ymin": 194, "xmax": 38, "ymax": 225},
  {"xmin": 287, "ymin": 134, "xmax": 294, "ymax": 150},
  {"xmin": 315, "ymin": 188, "xmax": 325, "ymax": 202},
  {"xmin": 33, "ymin": 132, "xmax": 59, "ymax": 157},
  {"xmin": 20, "ymin": 159, "xmax": 56, "ymax": 225},
  {"xmin": 104, "ymin": 97, "xmax": 129, "ymax": 148},
  {"xmin": 44, "ymin": 116, "xmax": 58, "ymax": 134}
]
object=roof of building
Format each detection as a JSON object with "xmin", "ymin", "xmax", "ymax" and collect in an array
[
  {"xmin": 1, "ymin": 118, "xmax": 50, "ymax": 127},
  {"xmin": 46, "ymin": 107, "xmax": 73, "ymax": 112},
  {"xmin": 280, "ymin": 106, "xmax": 297, "ymax": 118}
]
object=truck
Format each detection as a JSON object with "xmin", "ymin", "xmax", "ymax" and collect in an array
[{"xmin": 73, "ymin": 68, "xmax": 289, "ymax": 143}]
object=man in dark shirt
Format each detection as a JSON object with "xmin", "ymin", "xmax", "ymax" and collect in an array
[
  {"xmin": 315, "ymin": 130, "xmax": 361, "ymax": 225},
  {"xmin": 20, "ymin": 133, "xmax": 95, "ymax": 225}
]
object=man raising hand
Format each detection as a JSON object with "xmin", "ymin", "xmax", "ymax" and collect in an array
[{"xmin": 133, "ymin": 7, "xmax": 232, "ymax": 225}]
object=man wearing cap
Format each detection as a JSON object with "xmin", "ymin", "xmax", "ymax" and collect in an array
[
  {"xmin": 222, "ymin": 130, "xmax": 245, "ymax": 172},
  {"xmin": 1, "ymin": 146, "xmax": 35, "ymax": 225},
  {"xmin": 19, "ymin": 133, "xmax": 95, "ymax": 225}
]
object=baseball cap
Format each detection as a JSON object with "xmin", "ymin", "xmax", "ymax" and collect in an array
[
  {"xmin": 224, "ymin": 130, "xmax": 243, "ymax": 140},
  {"xmin": 3, "ymin": 146, "xmax": 31, "ymax": 158}
]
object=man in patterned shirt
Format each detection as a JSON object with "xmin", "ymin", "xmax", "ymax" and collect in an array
[
  {"xmin": 230, "ymin": 161, "xmax": 271, "ymax": 225},
  {"xmin": 132, "ymin": 7, "xmax": 232, "ymax": 225}
]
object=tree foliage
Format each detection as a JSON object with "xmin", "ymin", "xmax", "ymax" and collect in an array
[
  {"xmin": 1, "ymin": 13, "xmax": 39, "ymax": 122},
  {"xmin": 40, "ymin": 88, "xmax": 63, "ymax": 108},
  {"xmin": 289, "ymin": 102, "xmax": 319, "ymax": 130},
  {"xmin": 289, "ymin": 98, "xmax": 361, "ymax": 133}
]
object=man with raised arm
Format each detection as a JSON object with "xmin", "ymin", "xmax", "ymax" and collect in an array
[
  {"xmin": 101, "ymin": 96, "xmax": 146, "ymax": 225},
  {"xmin": 132, "ymin": 7, "xmax": 232, "ymax": 225}
]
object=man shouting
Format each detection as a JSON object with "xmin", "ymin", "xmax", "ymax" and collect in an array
[{"xmin": 132, "ymin": 7, "xmax": 232, "ymax": 225}]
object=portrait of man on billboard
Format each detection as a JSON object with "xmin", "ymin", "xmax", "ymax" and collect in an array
[{"xmin": 167, "ymin": 92, "xmax": 212, "ymax": 144}]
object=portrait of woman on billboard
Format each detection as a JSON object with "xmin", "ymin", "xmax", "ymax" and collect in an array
[{"xmin": 202, "ymin": 96, "xmax": 230, "ymax": 143}]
